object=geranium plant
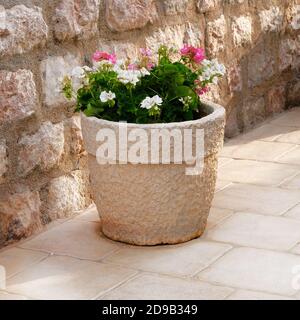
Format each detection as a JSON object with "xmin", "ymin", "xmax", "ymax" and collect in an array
[{"xmin": 61, "ymin": 45, "xmax": 225, "ymax": 124}]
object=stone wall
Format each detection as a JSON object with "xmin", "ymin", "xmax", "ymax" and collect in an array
[{"xmin": 0, "ymin": 0, "xmax": 299, "ymax": 247}]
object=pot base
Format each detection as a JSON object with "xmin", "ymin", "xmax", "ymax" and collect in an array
[{"xmin": 100, "ymin": 218, "xmax": 207, "ymax": 246}]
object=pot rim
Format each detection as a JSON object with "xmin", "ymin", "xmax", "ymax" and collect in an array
[{"xmin": 80, "ymin": 99, "xmax": 225, "ymax": 129}]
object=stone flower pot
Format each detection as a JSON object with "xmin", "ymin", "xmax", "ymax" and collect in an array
[{"xmin": 81, "ymin": 100, "xmax": 225, "ymax": 245}]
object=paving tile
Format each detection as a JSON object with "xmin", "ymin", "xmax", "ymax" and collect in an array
[
  {"xmin": 280, "ymin": 173, "xmax": 300, "ymax": 189},
  {"xmin": 238, "ymin": 124, "xmax": 294, "ymax": 142},
  {"xmin": 0, "ymin": 291, "xmax": 29, "ymax": 300},
  {"xmin": 20, "ymin": 220, "xmax": 120, "ymax": 261},
  {"xmin": 220, "ymin": 139, "xmax": 244, "ymax": 158},
  {"xmin": 0, "ymin": 247, "xmax": 48, "ymax": 278},
  {"xmin": 74, "ymin": 205, "xmax": 99, "ymax": 222},
  {"xmin": 206, "ymin": 212, "xmax": 300, "ymax": 250},
  {"xmin": 104, "ymin": 240, "xmax": 231, "ymax": 277},
  {"xmin": 285, "ymin": 204, "xmax": 300, "ymax": 220},
  {"xmin": 198, "ymin": 247, "xmax": 300, "ymax": 296},
  {"xmin": 215, "ymin": 180, "xmax": 232, "ymax": 192},
  {"xmin": 226, "ymin": 141, "xmax": 295, "ymax": 162},
  {"xmin": 276, "ymin": 146, "xmax": 300, "ymax": 166},
  {"xmin": 6, "ymin": 255, "xmax": 136, "ymax": 300},
  {"xmin": 218, "ymin": 157, "xmax": 234, "ymax": 168},
  {"xmin": 227, "ymin": 290, "xmax": 295, "ymax": 300},
  {"xmin": 268, "ymin": 109, "xmax": 300, "ymax": 128},
  {"xmin": 206, "ymin": 207, "xmax": 234, "ymax": 229},
  {"xmin": 100, "ymin": 274, "xmax": 233, "ymax": 300},
  {"xmin": 218, "ymin": 160, "xmax": 299, "ymax": 186},
  {"xmin": 291, "ymin": 244, "xmax": 300, "ymax": 255},
  {"xmin": 212, "ymin": 183, "xmax": 300, "ymax": 216},
  {"xmin": 276, "ymin": 128, "xmax": 300, "ymax": 144}
]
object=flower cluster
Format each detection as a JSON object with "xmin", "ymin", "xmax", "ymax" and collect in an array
[
  {"xmin": 61, "ymin": 45, "xmax": 225, "ymax": 124},
  {"xmin": 180, "ymin": 45, "xmax": 205, "ymax": 64}
]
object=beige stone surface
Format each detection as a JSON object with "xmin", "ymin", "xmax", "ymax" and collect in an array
[
  {"xmin": 0, "ymin": 247, "xmax": 48, "ymax": 278},
  {"xmin": 277, "ymin": 129, "xmax": 300, "ymax": 144},
  {"xmin": 81, "ymin": 102, "xmax": 225, "ymax": 245},
  {"xmin": 206, "ymin": 212, "xmax": 300, "ymax": 250},
  {"xmin": 212, "ymin": 183, "xmax": 300, "ymax": 216},
  {"xmin": 17, "ymin": 122, "xmax": 64, "ymax": 177},
  {"xmin": 0, "ymin": 190, "xmax": 42, "ymax": 246},
  {"xmin": 227, "ymin": 290, "xmax": 295, "ymax": 300},
  {"xmin": 268, "ymin": 109, "xmax": 300, "ymax": 127},
  {"xmin": 224, "ymin": 140, "xmax": 295, "ymax": 162},
  {"xmin": 105, "ymin": 240, "xmax": 231, "ymax": 276},
  {"xmin": 105, "ymin": 0, "xmax": 157, "ymax": 32},
  {"xmin": 0, "ymin": 5, "xmax": 48, "ymax": 57},
  {"xmin": 206, "ymin": 207, "xmax": 234, "ymax": 229},
  {"xmin": 40, "ymin": 52, "xmax": 82, "ymax": 108},
  {"xmin": 53, "ymin": 0, "xmax": 100, "ymax": 41},
  {"xmin": 281, "ymin": 173, "xmax": 300, "ymax": 190},
  {"xmin": 74, "ymin": 205, "xmax": 99, "ymax": 222},
  {"xmin": 198, "ymin": 247, "xmax": 300, "ymax": 296},
  {"xmin": 276, "ymin": 147, "xmax": 300, "ymax": 165},
  {"xmin": 20, "ymin": 220, "xmax": 120, "ymax": 260},
  {"xmin": 0, "ymin": 291, "xmax": 28, "ymax": 300},
  {"xmin": 0, "ymin": 139, "xmax": 7, "ymax": 183},
  {"xmin": 285, "ymin": 204, "xmax": 300, "ymax": 220},
  {"xmin": 218, "ymin": 159, "xmax": 299, "ymax": 186},
  {"xmin": 0, "ymin": 69, "xmax": 38, "ymax": 126},
  {"xmin": 238, "ymin": 124, "xmax": 295, "ymax": 142},
  {"xmin": 6, "ymin": 255, "xmax": 136, "ymax": 300},
  {"xmin": 40, "ymin": 170, "xmax": 91, "ymax": 221},
  {"xmin": 100, "ymin": 274, "xmax": 233, "ymax": 300}
]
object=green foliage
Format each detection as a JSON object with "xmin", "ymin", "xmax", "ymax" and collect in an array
[{"xmin": 61, "ymin": 45, "xmax": 225, "ymax": 124}]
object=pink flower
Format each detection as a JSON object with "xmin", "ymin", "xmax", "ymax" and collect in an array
[
  {"xmin": 146, "ymin": 62, "xmax": 155, "ymax": 70},
  {"xmin": 92, "ymin": 51, "xmax": 117, "ymax": 64},
  {"xmin": 196, "ymin": 86, "xmax": 210, "ymax": 96},
  {"xmin": 128, "ymin": 63, "xmax": 138, "ymax": 70},
  {"xmin": 180, "ymin": 45, "xmax": 205, "ymax": 64},
  {"xmin": 140, "ymin": 48, "xmax": 152, "ymax": 57},
  {"xmin": 180, "ymin": 44, "xmax": 190, "ymax": 55}
]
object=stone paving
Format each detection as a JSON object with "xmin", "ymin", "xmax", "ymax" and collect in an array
[{"xmin": 1, "ymin": 108, "xmax": 300, "ymax": 300}]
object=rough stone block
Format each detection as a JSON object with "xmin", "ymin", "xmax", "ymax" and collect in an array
[
  {"xmin": 40, "ymin": 170, "xmax": 91, "ymax": 222},
  {"xmin": 17, "ymin": 122, "xmax": 65, "ymax": 177},
  {"xmin": 0, "ymin": 69, "xmax": 38, "ymax": 126},
  {"xmin": 40, "ymin": 52, "xmax": 82, "ymax": 108},
  {"xmin": 105, "ymin": 0, "xmax": 158, "ymax": 32},
  {"xmin": 0, "ymin": 139, "xmax": 7, "ymax": 183},
  {"xmin": 0, "ymin": 5, "xmax": 48, "ymax": 57},
  {"xmin": 0, "ymin": 190, "xmax": 42, "ymax": 245},
  {"xmin": 53, "ymin": 0, "xmax": 100, "ymax": 41},
  {"xmin": 206, "ymin": 15, "xmax": 227, "ymax": 56}
]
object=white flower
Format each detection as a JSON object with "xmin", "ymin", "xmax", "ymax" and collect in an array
[
  {"xmin": 93, "ymin": 60, "xmax": 113, "ymax": 70},
  {"xmin": 100, "ymin": 91, "xmax": 116, "ymax": 103},
  {"xmin": 199, "ymin": 59, "xmax": 226, "ymax": 83},
  {"xmin": 140, "ymin": 95, "xmax": 163, "ymax": 110},
  {"xmin": 140, "ymin": 67, "xmax": 150, "ymax": 77},
  {"xmin": 82, "ymin": 66, "xmax": 93, "ymax": 72},
  {"xmin": 117, "ymin": 69, "xmax": 141, "ymax": 86},
  {"xmin": 71, "ymin": 66, "xmax": 86, "ymax": 79}
]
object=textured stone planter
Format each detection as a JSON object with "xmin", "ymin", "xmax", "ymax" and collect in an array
[{"xmin": 81, "ymin": 101, "xmax": 225, "ymax": 245}]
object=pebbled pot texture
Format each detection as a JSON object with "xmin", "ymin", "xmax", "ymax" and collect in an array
[{"xmin": 81, "ymin": 101, "xmax": 225, "ymax": 245}]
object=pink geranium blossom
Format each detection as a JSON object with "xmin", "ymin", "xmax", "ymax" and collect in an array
[
  {"xmin": 195, "ymin": 86, "xmax": 210, "ymax": 96},
  {"xmin": 140, "ymin": 48, "xmax": 152, "ymax": 57},
  {"xmin": 180, "ymin": 45, "xmax": 205, "ymax": 64},
  {"xmin": 92, "ymin": 51, "xmax": 117, "ymax": 64},
  {"xmin": 127, "ymin": 63, "xmax": 139, "ymax": 70}
]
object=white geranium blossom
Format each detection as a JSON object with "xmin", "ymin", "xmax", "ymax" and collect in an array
[
  {"xmin": 140, "ymin": 67, "xmax": 150, "ymax": 77},
  {"xmin": 100, "ymin": 91, "xmax": 116, "ymax": 103},
  {"xmin": 117, "ymin": 70, "xmax": 140, "ymax": 86},
  {"xmin": 140, "ymin": 95, "xmax": 163, "ymax": 110},
  {"xmin": 199, "ymin": 59, "xmax": 226, "ymax": 84},
  {"xmin": 71, "ymin": 66, "xmax": 86, "ymax": 79}
]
